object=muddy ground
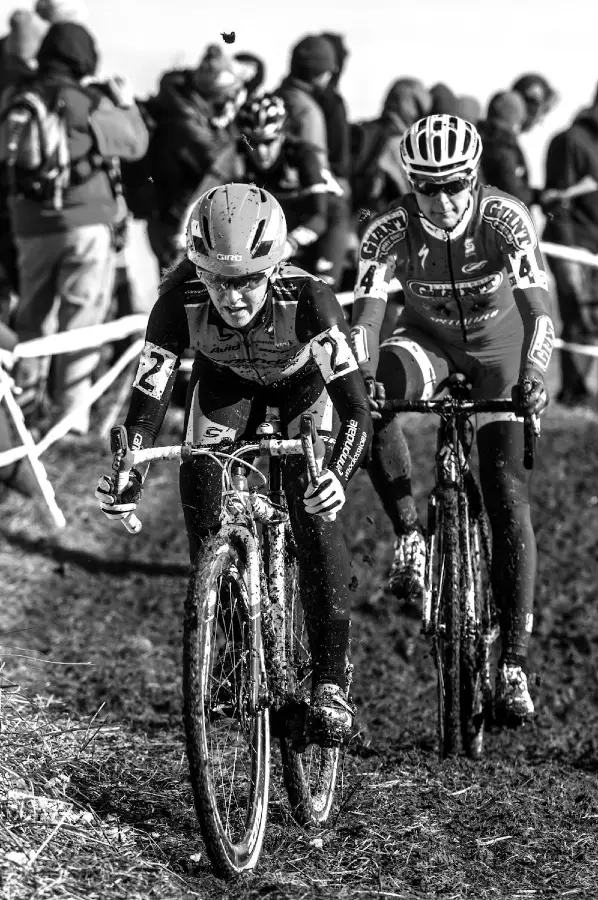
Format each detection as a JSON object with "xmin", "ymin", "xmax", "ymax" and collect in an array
[{"xmin": 1, "ymin": 392, "xmax": 598, "ymax": 899}]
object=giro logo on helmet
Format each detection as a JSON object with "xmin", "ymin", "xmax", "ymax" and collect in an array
[{"xmin": 217, "ymin": 254, "xmax": 243, "ymax": 261}]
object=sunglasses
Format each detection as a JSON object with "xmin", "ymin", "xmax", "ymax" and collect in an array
[
  {"xmin": 200, "ymin": 271, "xmax": 268, "ymax": 292},
  {"xmin": 413, "ymin": 177, "xmax": 472, "ymax": 197}
]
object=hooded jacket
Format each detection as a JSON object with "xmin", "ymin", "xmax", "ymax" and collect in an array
[
  {"xmin": 543, "ymin": 105, "xmax": 598, "ymax": 252},
  {"xmin": 350, "ymin": 78, "xmax": 430, "ymax": 219},
  {"xmin": 277, "ymin": 73, "xmax": 328, "ymax": 169},
  {"xmin": 2, "ymin": 22, "xmax": 148, "ymax": 236},
  {"xmin": 477, "ymin": 91, "xmax": 537, "ymax": 208},
  {"xmin": 316, "ymin": 33, "xmax": 350, "ymax": 180}
]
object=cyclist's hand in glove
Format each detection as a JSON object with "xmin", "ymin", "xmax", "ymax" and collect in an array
[
  {"xmin": 95, "ymin": 469, "xmax": 143, "ymax": 522},
  {"xmin": 365, "ymin": 377, "xmax": 385, "ymax": 421},
  {"xmin": 513, "ymin": 368, "xmax": 549, "ymax": 416},
  {"xmin": 304, "ymin": 469, "xmax": 345, "ymax": 521}
]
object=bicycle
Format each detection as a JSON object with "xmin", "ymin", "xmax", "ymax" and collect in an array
[
  {"xmin": 380, "ymin": 374, "xmax": 539, "ymax": 761},
  {"xmin": 109, "ymin": 412, "xmax": 344, "ymax": 877}
]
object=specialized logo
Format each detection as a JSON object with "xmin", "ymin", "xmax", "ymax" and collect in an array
[
  {"xmin": 464, "ymin": 237, "xmax": 475, "ymax": 257},
  {"xmin": 408, "ymin": 272, "xmax": 503, "ymax": 301},
  {"xmin": 462, "ymin": 260, "xmax": 488, "ymax": 273},
  {"xmin": 312, "ymin": 324, "xmax": 358, "ymax": 383},
  {"xmin": 133, "ymin": 341, "xmax": 177, "ymax": 400},
  {"xmin": 418, "ymin": 244, "xmax": 429, "ymax": 270},
  {"xmin": 480, "ymin": 196, "xmax": 537, "ymax": 250},
  {"xmin": 360, "ymin": 208, "xmax": 408, "ymax": 260},
  {"xmin": 217, "ymin": 253, "xmax": 243, "ymax": 261}
]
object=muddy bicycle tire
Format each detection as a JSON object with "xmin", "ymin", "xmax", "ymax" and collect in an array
[
  {"xmin": 183, "ymin": 528, "xmax": 270, "ymax": 878},
  {"xmin": 279, "ymin": 537, "xmax": 339, "ymax": 825},
  {"xmin": 458, "ymin": 482, "xmax": 487, "ymax": 759},
  {"xmin": 436, "ymin": 487, "xmax": 462, "ymax": 757}
]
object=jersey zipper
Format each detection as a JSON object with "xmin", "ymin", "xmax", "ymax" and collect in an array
[{"xmin": 445, "ymin": 235, "xmax": 468, "ymax": 344}]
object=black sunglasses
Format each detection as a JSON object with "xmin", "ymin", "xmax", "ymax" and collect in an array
[{"xmin": 413, "ymin": 178, "xmax": 472, "ymax": 197}]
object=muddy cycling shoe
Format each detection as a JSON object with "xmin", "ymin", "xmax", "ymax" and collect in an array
[
  {"xmin": 308, "ymin": 683, "xmax": 354, "ymax": 747},
  {"xmin": 388, "ymin": 528, "xmax": 426, "ymax": 603},
  {"xmin": 494, "ymin": 663, "xmax": 535, "ymax": 726}
]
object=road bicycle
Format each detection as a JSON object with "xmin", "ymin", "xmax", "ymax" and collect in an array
[
  {"xmin": 381, "ymin": 374, "xmax": 539, "ymax": 760},
  {"xmin": 109, "ymin": 412, "xmax": 343, "ymax": 877}
]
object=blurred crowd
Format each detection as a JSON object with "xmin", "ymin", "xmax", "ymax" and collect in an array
[{"xmin": 0, "ymin": 0, "xmax": 597, "ymax": 488}]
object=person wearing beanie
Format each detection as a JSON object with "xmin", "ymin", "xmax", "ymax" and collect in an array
[
  {"xmin": 277, "ymin": 34, "xmax": 334, "ymax": 168},
  {"xmin": 34, "ymin": 0, "xmax": 87, "ymax": 25},
  {"xmin": 455, "ymin": 94, "xmax": 482, "ymax": 125},
  {"xmin": 477, "ymin": 90, "xmax": 540, "ymax": 208},
  {"xmin": 0, "ymin": 20, "xmax": 148, "ymax": 436}
]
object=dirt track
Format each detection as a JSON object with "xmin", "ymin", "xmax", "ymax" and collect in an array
[{"xmin": 1, "ymin": 399, "xmax": 598, "ymax": 898}]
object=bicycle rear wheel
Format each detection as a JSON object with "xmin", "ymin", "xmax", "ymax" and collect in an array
[
  {"xmin": 434, "ymin": 487, "xmax": 462, "ymax": 757},
  {"xmin": 279, "ymin": 537, "xmax": 339, "ymax": 825},
  {"xmin": 183, "ymin": 527, "xmax": 270, "ymax": 877}
]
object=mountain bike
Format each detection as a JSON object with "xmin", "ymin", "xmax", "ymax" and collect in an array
[
  {"xmin": 381, "ymin": 374, "xmax": 539, "ymax": 760},
  {"xmin": 109, "ymin": 413, "xmax": 343, "ymax": 877}
]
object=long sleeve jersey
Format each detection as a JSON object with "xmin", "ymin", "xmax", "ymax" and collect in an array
[
  {"xmin": 351, "ymin": 184, "xmax": 555, "ymax": 380},
  {"xmin": 124, "ymin": 264, "xmax": 372, "ymax": 488}
]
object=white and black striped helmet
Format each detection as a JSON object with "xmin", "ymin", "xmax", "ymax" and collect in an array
[
  {"xmin": 400, "ymin": 114, "xmax": 482, "ymax": 180},
  {"xmin": 237, "ymin": 93, "xmax": 287, "ymax": 141}
]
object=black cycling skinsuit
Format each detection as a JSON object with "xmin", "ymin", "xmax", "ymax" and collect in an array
[
  {"xmin": 351, "ymin": 184, "xmax": 555, "ymax": 667},
  {"xmin": 123, "ymin": 263, "xmax": 372, "ymax": 690}
]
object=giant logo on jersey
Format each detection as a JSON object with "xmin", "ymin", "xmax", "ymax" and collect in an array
[
  {"xmin": 407, "ymin": 272, "xmax": 503, "ymax": 301},
  {"xmin": 360, "ymin": 208, "xmax": 408, "ymax": 260},
  {"xmin": 480, "ymin": 196, "xmax": 537, "ymax": 250}
]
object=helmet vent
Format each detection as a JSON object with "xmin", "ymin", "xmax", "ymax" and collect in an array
[{"xmin": 202, "ymin": 216, "xmax": 213, "ymax": 250}]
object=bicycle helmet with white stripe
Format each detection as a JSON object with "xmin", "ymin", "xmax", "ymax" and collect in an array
[
  {"xmin": 400, "ymin": 114, "xmax": 482, "ymax": 181},
  {"xmin": 186, "ymin": 183, "xmax": 287, "ymax": 277},
  {"xmin": 237, "ymin": 93, "xmax": 287, "ymax": 141}
]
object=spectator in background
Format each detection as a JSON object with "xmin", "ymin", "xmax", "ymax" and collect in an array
[
  {"xmin": 543, "ymin": 85, "xmax": 598, "ymax": 407},
  {"xmin": 0, "ymin": 10, "xmax": 45, "ymax": 326},
  {"xmin": 312, "ymin": 32, "xmax": 352, "ymax": 290},
  {"xmin": 429, "ymin": 82, "xmax": 460, "ymax": 116},
  {"xmin": 34, "ymin": 0, "xmax": 87, "ymax": 24},
  {"xmin": 511, "ymin": 73, "xmax": 557, "ymax": 133},
  {"xmin": 478, "ymin": 91, "xmax": 541, "ymax": 207},
  {"xmin": 277, "ymin": 34, "xmax": 333, "ymax": 170},
  {"xmin": 146, "ymin": 43, "xmax": 246, "ymax": 272},
  {"xmin": 456, "ymin": 95, "xmax": 482, "ymax": 125},
  {"xmin": 0, "ymin": 21, "xmax": 148, "ymax": 435}
]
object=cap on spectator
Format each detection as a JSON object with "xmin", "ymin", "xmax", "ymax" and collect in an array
[
  {"xmin": 34, "ymin": 0, "xmax": 87, "ymax": 24},
  {"xmin": 487, "ymin": 91, "xmax": 527, "ymax": 131},
  {"xmin": 290, "ymin": 35, "xmax": 336, "ymax": 81},
  {"xmin": 5, "ymin": 10, "xmax": 44, "ymax": 60},
  {"xmin": 194, "ymin": 43, "xmax": 245, "ymax": 100}
]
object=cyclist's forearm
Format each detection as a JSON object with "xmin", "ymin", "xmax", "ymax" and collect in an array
[
  {"xmin": 327, "ymin": 375, "xmax": 373, "ymax": 486},
  {"xmin": 350, "ymin": 295, "xmax": 386, "ymax": 379}
]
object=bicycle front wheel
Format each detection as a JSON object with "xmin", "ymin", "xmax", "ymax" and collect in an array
[
  {"xmin": 435, "ymin": 487, "xmax": 462, "ymax": 758},
  {"xmin": 279, "ymin": 536, "xmax": 339, "ymax": 825},
  {"xmin": 183, "ymin": 527, "xmax": 270, "ymax": 878}
]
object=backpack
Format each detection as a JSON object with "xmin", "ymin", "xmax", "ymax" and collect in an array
[
  {"xmin": 0, "ymin": 86, "xmax": 71, "ymax": 210},
  {"xmin": 349, "ymin": 119, "xmax": 391, "ymax": 213},
  {"xmin": 119, "ymin": 98, "xmax": 158, "ymax": 220}
]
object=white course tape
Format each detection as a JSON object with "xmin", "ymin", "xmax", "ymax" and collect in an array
[{"xmin": 13, "ymin": 314, "xmax": 148, "ymax": 359}]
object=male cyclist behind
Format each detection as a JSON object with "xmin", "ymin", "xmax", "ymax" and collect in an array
[
  {"xmin": 351, "ymin": 115, "xmax": 554, "ymax": 726},
  {"xmin": 196, "ymin": 93, "xmax": 329, "ymax": 272},
  {"xmin": 95, "ymin": 183, "xmax": 372, "ymax": 745}
]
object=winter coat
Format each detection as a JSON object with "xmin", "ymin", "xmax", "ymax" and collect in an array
[
  {"xmin": 478, "ymin": 120, "xmax": 536, "ymax": 207},
  {"xmin": 543, "ymin": 106, "xmax": 598, "ymax": 253},
  {"xmin": 277, "ymin": 74, "xmax": 328, "ymax": 169}
]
